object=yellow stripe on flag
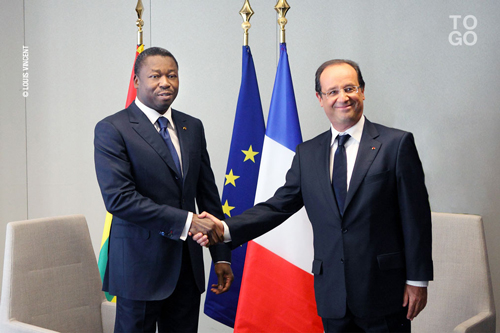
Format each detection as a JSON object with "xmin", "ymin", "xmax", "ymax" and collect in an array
[{"xmin": 100, "ymin": 212, "xmax": 113, "ymax": 248}]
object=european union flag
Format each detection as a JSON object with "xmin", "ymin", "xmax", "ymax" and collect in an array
[{"xmin": 204, "ymin": 45, "xmax": 265, "ymax": 327}]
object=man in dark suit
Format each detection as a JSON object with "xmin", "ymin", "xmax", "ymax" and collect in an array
[
  {"xmin": 194, "ymin": 59, "xmax": 433, "ymax": 332},
  {"xmin": 94, "ymin": 47, "xmax": 233, "ymax": 333}
]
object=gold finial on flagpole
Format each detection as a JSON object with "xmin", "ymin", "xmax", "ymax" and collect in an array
[
  {"xmin": 240, "ymin": 0, "xmax": 255, "ymax": 46},
  {"xmin": 274, "ymin": 0, "xmax": 290, "ymax": 44},
  {"xmin": 135, "ymin": 0, "xmax": 144, "ymax": 46}
]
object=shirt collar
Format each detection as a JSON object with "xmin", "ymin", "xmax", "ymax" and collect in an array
[
  {"xmin": 330, "ymin": 115, "xmax": 365, "ymax": 146},
  {"xmin": 135, "ymin": 97, "xmax": 174, "ymax": 129}
]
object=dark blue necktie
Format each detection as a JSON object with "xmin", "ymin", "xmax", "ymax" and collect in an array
[
  {"xmin": 333, "ymin": 134, "xmax": 350, "ymax": 215},
  {"xmin": 157, "ymin": 117, "xmax": 182, "ymax": 177}
]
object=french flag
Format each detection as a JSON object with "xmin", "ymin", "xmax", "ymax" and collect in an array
[{"xmin": 234, "ymin": 44, "xmax": 323, "ymax": 332}]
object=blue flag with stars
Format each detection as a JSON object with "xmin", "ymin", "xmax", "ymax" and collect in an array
[{"xmin": 204, "ymin": 45, "xmax": 265, "ymax": 327}]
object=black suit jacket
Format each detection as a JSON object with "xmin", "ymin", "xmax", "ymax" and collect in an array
[
  {"xmin": 226, "ymin": 118, "xmax": 433, "ymax": 319},
  {"xmin": 94, "ymin": 101, "xmax": 229, "ymax": 301}
]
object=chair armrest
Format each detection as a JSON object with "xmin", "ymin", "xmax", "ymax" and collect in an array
[
  {"xmin": 454, "ymin": 311, "xmax": 496, "ymax": 333},
  {"xmin": 0, "ymin": 320, "xmax": 57, "ymax": 333},
  {"xmin": 101, "ymin": 301, "xmax": 116, "ymax": 333}
]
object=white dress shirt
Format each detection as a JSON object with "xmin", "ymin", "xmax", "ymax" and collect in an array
[{"xmin": 329, "ymin": 115, "xmax": 364, "ymax": 188}]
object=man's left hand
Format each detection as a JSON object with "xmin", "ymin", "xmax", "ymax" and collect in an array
[
  {"xmin": 211, "ymin": 263, "xmax": 234, "ymax": 295},
  {"xmin": 403, "ymin": 285, "xmax": 427, "ymax": 320}
]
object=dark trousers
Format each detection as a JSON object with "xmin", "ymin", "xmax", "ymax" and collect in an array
[
  {"xmin": 114, "ymin": 243, "xmax": 201, "ymax": 333},
  {"xmin": 322, "ymin": 305, "xmax": 410, "ymax": 333}
]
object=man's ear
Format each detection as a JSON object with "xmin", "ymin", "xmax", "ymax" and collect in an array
[
  {"xmin": 316, "ymin": 92, "xmax": 324, "ymax": 107},
  {"xmin": 133, "ymin": 74, "xmax": 139, "ymax": 89}
]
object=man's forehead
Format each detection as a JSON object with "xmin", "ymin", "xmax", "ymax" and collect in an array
[
  {"xmin": 323, "ymin": 63, "xmax": 356, "ymax": 75},
  {"xmin": 141, "ymin": 56, "xmax": 178, "ymax": 71},
  {"xmin": 147, "ymin": 66, "xmax": 178, "ymax": 72},
  {"xmin": 144, "ymin": 55, "xmax": 176, "ymax": 65},
  {"xmin": 321, "ymin": 64, "xmax": 358, "ymax": 83}
]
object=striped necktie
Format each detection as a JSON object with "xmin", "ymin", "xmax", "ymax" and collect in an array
[{"xmin": 157, "ymin": 117, "xmax": 182, "ymax": 177}]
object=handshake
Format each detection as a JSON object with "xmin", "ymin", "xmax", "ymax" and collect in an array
[{"xmin": 189, "ymin": 212, "xmax": 225, "ymax": 247}]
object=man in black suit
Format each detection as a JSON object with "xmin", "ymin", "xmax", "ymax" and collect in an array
[
  {"xmin": 194, "ymin": 59, "xmax": 433, "ymax": 332},
  {"xmin": 94, "ymin": 47, "xmax": 233, "ymax": 332}
]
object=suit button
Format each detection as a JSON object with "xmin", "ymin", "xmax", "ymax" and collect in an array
[
  {"xmin": 340, "ymin": 258, "xmax": 344, "ymax": 264},
  {"xmin": 342, "ymin": 228, "xmax": 348, "ymax": 234}
]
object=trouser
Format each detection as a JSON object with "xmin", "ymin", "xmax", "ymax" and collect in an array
[
  {"xmin": 114, "ymin": 243, "xmax": 201, "ymax": 333},
  {"xmin": 322, "ymin": 305, "xmax": 410, "ymax": 333}
]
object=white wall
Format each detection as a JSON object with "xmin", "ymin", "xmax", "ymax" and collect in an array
[
  {"xmin": 2, "ymin": 0, "xmax": 499, "ymax": 331},
  {"xmin": 0, "ymin": 0, "xmax": 28, "ymax": 306}
]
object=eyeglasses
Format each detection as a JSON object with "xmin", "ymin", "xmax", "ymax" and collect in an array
[{"xmin": 320, "ymin": 86, "xmax": 360, "ymax": 98}]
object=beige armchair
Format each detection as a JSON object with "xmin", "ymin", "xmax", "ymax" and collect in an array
[
  {"xmin": 413, "ymin": 212, "xmax": 496, "ymax": 332},
  {"xmin": 0, "ymin": 215, "xmax": 115, "ymax": 333}
]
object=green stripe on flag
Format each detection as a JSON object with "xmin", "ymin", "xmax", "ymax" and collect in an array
[{"xmin": 98, "ymin": 237, "xmax": 115, "ymax": 302}]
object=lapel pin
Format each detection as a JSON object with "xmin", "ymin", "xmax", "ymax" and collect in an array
[
  {"xmin": 371, "ymin": 147, "xmax": 376, "ymax": 150},
  {"xmin": 183, "ymin": 127, "xmax": 187, "ymax": 131}
]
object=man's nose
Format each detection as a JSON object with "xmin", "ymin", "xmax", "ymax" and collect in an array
[
  {"xmin": 159, "ymin": 76, "xmax": 170, "ymax": 87},
  {"xmin": 336, "ymin": 89, "xmax": 349, "ymax": 101}
]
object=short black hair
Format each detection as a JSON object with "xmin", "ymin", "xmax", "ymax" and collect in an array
[
  {"xmin": 315, "ymin": 59, "xmax": 365, "ymax": 94},
  {"xmin": 134, "ymin": 47, "xmax": 179, "ymax": 76}
]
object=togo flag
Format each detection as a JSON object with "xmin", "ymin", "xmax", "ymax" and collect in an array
[{"xmin": 97, "ymin": 43, "xmax": 144, "ymax": 302}]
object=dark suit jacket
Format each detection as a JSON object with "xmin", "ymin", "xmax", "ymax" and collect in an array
[
  {"xmin": 225, "ymin": 117, "xmax": 433, "ymax": 319},
  {"xmin": 94, "ymin": 101, "xmax": 229, "ymax": 301}
]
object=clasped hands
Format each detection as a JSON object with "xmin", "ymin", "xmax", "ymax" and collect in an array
[
  {"xmin": 189, "ymin": 212, "xmax": 232, "ymax": 295},
  {"xmin": 188, "ymin": 212, "xmax": 224, "ymax": 247}
]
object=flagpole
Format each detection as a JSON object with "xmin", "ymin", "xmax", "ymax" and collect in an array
[
  {"xmin": 135, "ymin": 0, "xmax": 144, "ymax": 46},
  {"xmin": 274, "ymin": 0, "xmax": 290, "ymax": 44},
  {"xmin": 240, "ymin": 0, "xmax": 254, "ymax": 47}
]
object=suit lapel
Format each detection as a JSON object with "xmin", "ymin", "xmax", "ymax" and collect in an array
[
  {"xmin": 127, "ymin": 102, "xmax": 182, "ymax": 181},
  {"xmin": 344, "ymin": 118, "xmax": 381, "ymax": 211}
]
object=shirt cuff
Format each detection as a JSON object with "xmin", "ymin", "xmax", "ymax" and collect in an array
[
  {"xmin": 180, "ymin": 212, "xmax": 193, "ymax": 241},
  {"xmin": 222, "ymin": 221, "xmax": 232, "ymax": 243},
  {"xmin": 406, "ymin": 280, "xmax": 428, "ymax": 287}
]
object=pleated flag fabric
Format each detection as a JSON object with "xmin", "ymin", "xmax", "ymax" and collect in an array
[
  {"xmin": 204, "ymin": 45, "xmax": 265, "ymax": 327},
  {"xmin": 234, "ymin": 43, "xmax": 323, "ymax": 333}
]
